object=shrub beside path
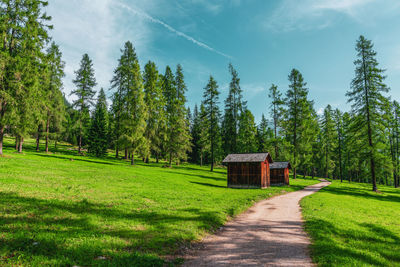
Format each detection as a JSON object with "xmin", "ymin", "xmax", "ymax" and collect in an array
[{"xmin": 183, "ymin": 180, "xmax": 331, "ymax": 267}]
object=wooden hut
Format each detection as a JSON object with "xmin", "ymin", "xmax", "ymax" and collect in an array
[
  {"xmin": 270, "ymin": 162, "xmax": 291, "ymax": 185},
  {"xmin": 222, "ymin": 153, "xmax": 273, "ymax": 188}
]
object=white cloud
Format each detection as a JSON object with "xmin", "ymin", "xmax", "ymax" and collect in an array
[
  {"xmin": 47, "ymin": 0, "xmax": 151, "ymax": 101},
  {"xmin": 264, "ymin": 0, "xmax": 378, "ymax": 32}
]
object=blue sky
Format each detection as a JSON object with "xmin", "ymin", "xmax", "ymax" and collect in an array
[{"xmin": 47, "ymin": 0, "xmax": 400, "ymax": 121}]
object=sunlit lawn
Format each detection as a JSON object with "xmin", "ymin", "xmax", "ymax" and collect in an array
[
  {"xmin": 301, "ymin": 180, "xmax": 400, "ymax": 267},
  {"xmin": 0, "ymin": 137, "xmax": 319, "ymax": 266}
]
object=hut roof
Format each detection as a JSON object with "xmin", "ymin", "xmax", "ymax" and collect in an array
[
  {"xmin": 270, "ymin": 161, "xmax": 291, "ymax": 169},
  {"xmin": 222, "ymin": 153, "xmax": 272, "ymax": 163}
]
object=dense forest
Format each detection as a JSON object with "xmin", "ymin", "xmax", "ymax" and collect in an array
[{"xmin": 1, "ymin": 1, "xmax": 399, "ymax": 191}]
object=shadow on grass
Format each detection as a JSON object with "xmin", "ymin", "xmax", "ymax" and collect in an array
[
  {"xmin": 33, "ymin": 153, "xmax": 118, "ymax": 166},
  {"xmin": 190, "ymin": 181, "xmax": 226, "ymax": 188},
  {"xmin": 0, "ymin": 192, "xmax": 225, "ymax": 266},
  {"xmin": 305, "ymin": 217, "xmax": 400, "ymax": 266},
  {"xmin": 321, "ymin": 185, "xmax": 400, "ymax": 203}
]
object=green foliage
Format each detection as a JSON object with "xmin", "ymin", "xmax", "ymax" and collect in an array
[
  {"xmin": 237, "ymin": 109, "xmax": 258, "ymax": 153},
  {"xmin": 202, "ymin": 76, "xmax": 221, "ymax": 171},
  {"xmin": 163, "ymin": 65, "xmax": 191, "ymax": 166},
  {"xmin": 222, "ymin": 64, "xmax": 246, "ymax": 155},
  {"xmin": 346, "ymin": 35, "xmax": 389, "ymax": 191},
  {"xmin": 302, "ymin": 181, "xmax": 400, "ymax": 266},
  {"xmin": 282, "ymin": 69, "xmax": 314, "ymax": 179},
  {"xmin": 0, "ymin": 0, "xmax": 51, "ymax": 154},
  {"xmin": 320, "ymin": 105, "xmax": 337, "ymax": 178},
  {"xmin": 0, "ymin": 137, "xmax": 318, "ymax": 266},
  {"xmin": 87, "ymin": 89, "xmax": 108, "ymax": 157},
  {"xmin": 143, "ymin": 61, "xmax": 166, "ymax": 163},
  {"xmin": 268, "ymin": 84, "xmax": 284, "ymax": 158},
  {"xmin": 71, "ymin": 53, "xmax": 97, "ymax": 153}
]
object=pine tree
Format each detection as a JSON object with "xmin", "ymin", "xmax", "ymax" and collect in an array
[
  {"xmin": 320, "ymin": 105, "xmax": 336, "ymax": 178},
  {"xmin": 268, "ymin": 84, "xmax": 283, "ymax": 158},
  {"xmin": 256, "ymin": 114, "xmax": 274, "ymax": 153},
  {"xmin": 174, "ymin": 64, "xmax": 191, "ymax": 164},
  {"xmin": 190, "ymin": 104, "xmax": 201, "ymax": 164},
  {"xmin": 0, "ymin": 0, "xmax": 51, "ymax": 154},
  {"xmin": 43, "ymin": 42, "xmax": 66, "ymax": 153},
  {"xmin": 202, "ymin": 76, "xmax": 221, "ymax": 172},
  {"xmin": 121, "ymin": 42, "xmax": 147, "ymax": 165},
  {"xmin": 163, "ymin": 65, "xmax": 191, "ymax": 167},
  {"xmin": 87, "ymin": 89, "xmax": 108, "ymax": 157},
  {"xmin": 333, "ymin": 108, "xmax": 344, "ymax": 182},
  {"xmin": 282, "ymin": 69, "xmax": 311, "ymax": 179},
  {"xmin": 222, "ymin": 64, "xmax": 246, "ymax": 155},
  {"xmin": 143, "ymin": 61, "xmax": 166, "ymax": 163},
  {"xmin": 346, "ymin": 35, "xmax": 389, "ymax": 191},
  {"xmin": 71, "ymin": 53, "xmax": 97, "ymax": 154},
  {"xmin": 238, "ymin": 109, "xmax": 258, "ymax": 153}
]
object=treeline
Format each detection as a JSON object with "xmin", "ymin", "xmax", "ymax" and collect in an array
[{"xmin": 1, "ymin": 1, "xmax": 399, "ymax": 191}]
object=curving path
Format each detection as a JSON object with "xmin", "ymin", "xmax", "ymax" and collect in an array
[{"xmin": 183, "ymin": 181, "xmax": 330, "ymax": 267}]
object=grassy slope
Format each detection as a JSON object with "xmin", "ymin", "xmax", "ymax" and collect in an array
[
  {"xmin": 301, "ymin": 180, "xmax": 400, "ymax": 267},
  {"xmin": 0, "ymin": 138, "xmax": 318, "ymax": 266}
]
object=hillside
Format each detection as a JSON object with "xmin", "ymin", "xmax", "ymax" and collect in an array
[
  {"xmin": 301, "ymin": 181, "xmax": 400, "ymax": 266},
  {"xmin": 0, "ymin": 138, "xmax": 318, "ymax": 266}
]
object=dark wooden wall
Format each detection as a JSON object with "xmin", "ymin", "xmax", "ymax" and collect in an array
[
  {"xmin": 227, "ymin": 160, "xmax": 270, "ymax": 188},
  {"xmin": 270, "ymin": 168, "xmax": 289, "ymax": 185}
]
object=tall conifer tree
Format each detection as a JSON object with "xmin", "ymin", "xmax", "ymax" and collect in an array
[
  {"xmin": 202, "ymin": 76, "xmax": 221, "ymax": 172},
  {"xmin": 87, "ymin": 89, "xmax": 108, "ymax": 157},
  {"xmin": 71, "ymin": 53, "xmax": 97, "ymax": 154},
  {"xmin": 346, "ymin": 35, "xmax": 389, "ymax": 191},
  {"xmin": 282, "ymin": 69, "xmax": 311, "ymax": 179}
]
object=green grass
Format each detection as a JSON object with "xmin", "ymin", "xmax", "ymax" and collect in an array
[
  {"xmin": 301, "ymin": 180, "xmax": 400, "ymax": 267},
  {"xmin": 0, "ymin": 137, "xmax": 319, "ymax": 266}
]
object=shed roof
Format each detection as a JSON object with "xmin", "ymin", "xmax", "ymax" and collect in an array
[
  {"xmin": 222, "ymin": 153, "xmax": 273, "ymax": 163},
  {"xmin": 270, "ymin": 161, "xmax": 291, "ymax": 169}
]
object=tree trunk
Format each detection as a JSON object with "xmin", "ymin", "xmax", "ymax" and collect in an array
[
  {"xmin": 45, "ymin": 117, "xmax": 50, "ymax": 153},
  {"xmin": 169, "ymin": 152, "xmax": 172, "ymax": 167},
  {"xmin": 131, "ymin": 154, "xmax": 135, "ymax": 165},
  {"xmin": 18, "ymin": 137, "xmax": 23, "ymax": 153},
  {"xmin": 78, "ymin": 135, "xmax": 82, "ymax": 154},
  {"xmin": 145, "ymin": 157, "xmax": 149, "ymax": 163},
  {"xmin": 156, "ymin": 153, "xmax": 159, "ymax": 163},
  {"xmin": 55, "ymin": 140, "xmax": 57, "ymax": 152},
  {"xmin": 36, "ymin": 125, "xmax": 41, "ymax": 152},
  {"xmin": 15, "ymin": 136, "xmax": 18, "ymax": 150},
  {"xmin": 0, "ymin": 125, "xmax": 4, "ymax": 156},
  {"xmin": 124, "ymin": 148, "xmax": 128, "ymax": 159},
  {"xmin": 200, "ymin": 152, "xmax": 203, "ymax": 167},
  {"xmin": 116, "ymin": 145, "xmax": 119, "ymax": 159},
  {"xmin": 211, "ymin": 141, "xmax": 214, "ymax": 172}
]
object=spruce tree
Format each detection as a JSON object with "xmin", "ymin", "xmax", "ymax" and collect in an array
[
  {"xmin": 121, "ymin": 42, "xmax": 147, "ymax": 165},
  {"xmin": 71, "ymin": 53, "xmax": 97, "ymax": 154},
  {"xmin": 163, "ymin": 65, "xmax": 191, "ymax": 167},
  {"xmin": 268, "ymin": 84, "xmax": 283, "ymax": 158},
  {"xmin": 43, "ymin": 42, "xmax": 66, "ymax": 153},
  {"xmin": 257, "ymin": 114, "xmax": 274, "ymax": 153},
  {"xmin": 320, "ymin": 105, "xmax": 336, "ymax": 178},
  {"xmin": 282, "ymin": 69, "xmax": 311, "ymax": 179},
  {"xmin": 202, "ymin": 76, "xmax": 221, "ymax": 172},
  {"xmin": 87, "ymin": 89, "xmax": 108, "ymax": 157},
  {"xmin": 0, "ymin": 0, "xmax": 51, "ymax": 154},
  {"xmin": 334, "ymin": 108, "xmax": 344, "ymax": 182},
  {"xmin": 222, "ymin": 64, "xmax": 246, "ymax": 155},
  {"xmin": 143, "ymin": 61, "xmax": 166, "ymax": 163},
  {"xmin": 238, "ymin": 109, "xmax": 258, "ymax": 153},
  {"xmin": 346, "ymin": 35, "xmax": 389, "ymax": 191}
]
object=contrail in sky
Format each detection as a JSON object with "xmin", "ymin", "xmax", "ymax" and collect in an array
[{"xmin": 115, "ymin": 2, "xmax": 232, "ymax": 59}]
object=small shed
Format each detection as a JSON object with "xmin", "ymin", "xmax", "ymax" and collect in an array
[
  {"xmin": 270, "ymin": 162, "xmax": 291, "ymax": 185},
  {"xmin": 222, "ymin": 153, "xmax": 273, "ymax": 188}
]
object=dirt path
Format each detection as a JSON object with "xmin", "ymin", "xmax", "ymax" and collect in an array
[{"xmin": 183, "ymin": 181, "xmax": 330, "ymax": 267}]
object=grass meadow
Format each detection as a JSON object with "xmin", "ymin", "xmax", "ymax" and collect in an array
[
  {"xmin": 301, "ymin": 180, "xmax": 400, "ymax": 267},
  {"xmin": 0, "ymin": 137, "xmax": 318, "ymax": 266}
]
